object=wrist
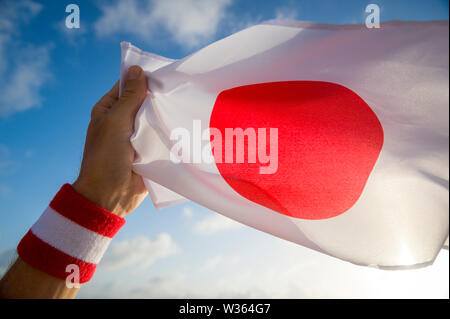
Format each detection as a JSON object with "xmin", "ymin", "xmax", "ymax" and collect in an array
[{"xmin": 72, "ymin": 179, "xmax": 125, "ymax": 217}]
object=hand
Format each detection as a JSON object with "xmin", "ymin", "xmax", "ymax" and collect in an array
[{"xmin": 73, "ymin": 65, "xmax": 148, "ymax": 217}]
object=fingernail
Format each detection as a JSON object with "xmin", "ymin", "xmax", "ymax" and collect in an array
[{"xmin": 127, "ymin": 66, "xmax": 141, "ymax": 80}]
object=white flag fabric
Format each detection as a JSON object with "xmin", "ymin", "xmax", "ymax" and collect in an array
[{"xmin": 119, "ymin": 20, "xmax": 449, "ymax": 268}]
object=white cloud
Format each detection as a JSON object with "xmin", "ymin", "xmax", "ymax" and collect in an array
[
  {"xmin": 274, "ymin": 6, "xmax": 299, "ymax": 20},
  {"xmin": 128, "ymin": 273, "xmax": 189, "ymax": 298},
  {"xmin": 80, "ymin": 239, "xmax": 449, "ymax": 299},
  {"xmin": 194, "ymin": 213, "xmax": 243, "ymax": 234},
  {"xmin": 94, "ymin": 0, "xmax": 232, "ymax": 49},
  {"xmin": 201, "ymin": 255, "xmax": 222, "ymax": 271},
  {"xmin": 151, "ymin": 0, "xmax": 231, "ymax": 48},
  {"xmin": 0, "ymin": 0, "xmax": 51, "ymax": 117},
  {"xmin": 0, "ymin": 0, "xmax": 41, "ymax": 40},
  {"xmin": 80, "ymin": 273, "xmax": 193, "ymax": 298},
  {"xmin": 163, "ymin": 246, "xmax": 449, "ymax": 298},
  {"xmin": 0, "ymin": 45, "xmax": 51, "ymax": 116},
  {"xmin": 182, "ymin": 206, "xmax": 193, "ymax": 218},
  {"xmin": 99, "ymin": 233, "xmax": 178, "ymax": 271}
]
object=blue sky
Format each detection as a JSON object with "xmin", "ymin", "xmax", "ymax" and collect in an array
[{"xmin": 0, "ymin": 0, "xmax": 448, "ymax": 298}]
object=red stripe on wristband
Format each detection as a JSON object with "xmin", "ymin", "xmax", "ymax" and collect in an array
[
  {"xmin": 17, "ymin": 230, "xmax": 97, "ymax": 283},
  {"xmin": 50, "ymin": 184, "xmax": 125, "ymax": 238}
]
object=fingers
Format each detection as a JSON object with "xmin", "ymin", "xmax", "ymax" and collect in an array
[
  {"xmin": 91, "ymin": 66, "xmax": 147, "ymax": 133},
  {"xmin": 97, "ymin": 81, "xmax": 120, "ymax": 107},
  {"xmin": 105, "ymin": 81, "xmax": 120, "ymax": 101},
  {"xmin": 113, "ymin": 65, "xmax": 148, "ymax": 118},
  {"xmin": 91, "ymin": 81, "xmax": 120, "ymax": 121}
]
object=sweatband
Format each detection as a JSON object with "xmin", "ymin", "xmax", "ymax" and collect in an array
[{"xmin": 17, "ymin": 184, "xmax": 125, "ymax": 283}]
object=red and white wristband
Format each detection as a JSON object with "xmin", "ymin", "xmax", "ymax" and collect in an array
[{"xmin": 17, "ymin": 184, "xmax": 125, "ymax": 283}]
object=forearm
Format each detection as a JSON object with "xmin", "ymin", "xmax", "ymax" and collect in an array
[{"xmin": 0, "ymin": 258, "xmax": 78, "ymax": 299}]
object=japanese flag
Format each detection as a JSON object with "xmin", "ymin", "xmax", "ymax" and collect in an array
[{"xmin": 119, "ymin": 20, "xmax": 449, "ymax": 268}]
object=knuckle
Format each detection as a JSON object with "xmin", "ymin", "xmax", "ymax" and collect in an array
[{"xmin": 90, "ymin": 106, "xmax": 100, "ymax": 119}]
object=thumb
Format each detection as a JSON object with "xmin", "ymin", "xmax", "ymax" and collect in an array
[{"xmin": 114, "ymin": 65, "xmax": 147, "ymax": 116}]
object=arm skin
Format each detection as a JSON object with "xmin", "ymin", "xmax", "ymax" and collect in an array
[
  {"xmin": 0, "ymin": 258, "xmax": 79, "ymax": 299},
  {"xmin": 0, "ymin": 65, "xmax": 148, "ymax": 299}
]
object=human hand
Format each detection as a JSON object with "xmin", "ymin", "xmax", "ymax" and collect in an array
[{"xmin": 72, "ymin": 65, "xmax": 148, "ymax": 217}]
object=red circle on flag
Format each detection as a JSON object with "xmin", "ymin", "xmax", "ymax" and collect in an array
[{"xmin": 210, "ymin": 81, "xmax": 384, "ymax": 220}]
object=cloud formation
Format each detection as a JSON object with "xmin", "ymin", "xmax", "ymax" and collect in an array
[
  {"xmin": 195, "ymin": 213, "xmax": 243, "ymax": 234},
  {"xmin": 274, "ymin": 5, "xmax": 299, "ymax": 20},
  {"xmin": 100, "ymin": 233, "xmax": 178, "ymax": 271},
  {"xmin": 95, "ymin": 0, "xmax": 232, "ymax": 49},
  {"xmin": 182, "ymin": 206, "xmax": 193, "ymax": 218},
  {"xmin": 201, "ymin": 255, "xmax": 222, "ymax": 271},
  {"xmin": 82, "ymin": 243, "xmax": 450, "ymax": 299},
  {"xmin": 0, "ymin": 0, "xmax": 51, "ymax": 116}
]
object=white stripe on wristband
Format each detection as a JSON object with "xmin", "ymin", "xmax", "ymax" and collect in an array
[{"xmin": 30, "ymin": 206, "xmax": 112, "ymax": 264}]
